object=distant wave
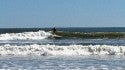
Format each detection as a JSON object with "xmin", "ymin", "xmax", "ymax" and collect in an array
[
  {"xmin": 55, "ymin": 31, "xmax": 125, "ymax": 39},
  {"xmin": 0, "ymin": 30, "xmax": 52, "ymax": 40},
  {"xmin": 0, "ymin": 44, "xmax": 125, "ymax": 56}
]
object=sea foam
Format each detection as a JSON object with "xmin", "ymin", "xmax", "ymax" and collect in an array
[
  {"xmin": 0, "ymin": 44, "xmax": 125, "ymax": 56},
  {"xmin": 0, "ymin": 30, "xmax": 52, "ymax": 40}
]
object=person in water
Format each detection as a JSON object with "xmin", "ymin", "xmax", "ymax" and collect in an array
[{"xmin": 52, "ymin": 27, "xmax": 57, "ymax": 34}]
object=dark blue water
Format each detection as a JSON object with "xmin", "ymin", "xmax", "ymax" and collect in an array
[{"xmin": 1, "ymin": 27, "xmax": 125, "ymax": 34}]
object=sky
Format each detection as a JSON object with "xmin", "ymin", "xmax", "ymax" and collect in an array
[{"xmin": 0, "ymin": 0, "xmax": 125, "ymax": 28}]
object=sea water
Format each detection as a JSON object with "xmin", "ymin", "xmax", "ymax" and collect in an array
[{"xmin": 0, "ymin": 28, "xmax": 125, "ymax": 70}]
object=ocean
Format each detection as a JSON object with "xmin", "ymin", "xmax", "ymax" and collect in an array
[{"xmin": 0, "ymin": 27, "xmax": 125, "ymax": 70}]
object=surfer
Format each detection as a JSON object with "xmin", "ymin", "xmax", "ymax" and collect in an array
[
  {"xmin": 52, "ymin": 27, "xmax": 57, "ymax": 34},
  {"xmin": 50, "ymin": 27, "xmax": 62, "ymax": 39}
]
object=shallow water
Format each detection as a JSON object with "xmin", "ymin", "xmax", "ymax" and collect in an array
[{"xmin": 0, "ymin": 56, "xmax": 124, "ymax": 70}]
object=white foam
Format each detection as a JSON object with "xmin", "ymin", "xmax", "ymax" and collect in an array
[
  {"xmin": 0, "ymin": 30, "xmax": 52, "ymax": 40},
  {"xmin": 84, "ymin": 65, "xmax": 124, "ymax": 70},
  {"xmin": 0, "ymin": 44, "xmax": 125, "ymax": 56}
]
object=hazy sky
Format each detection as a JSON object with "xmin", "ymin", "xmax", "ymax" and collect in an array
[{"xmin": 0, "ymin": 0, "xmax": 125, "ymax": 28}]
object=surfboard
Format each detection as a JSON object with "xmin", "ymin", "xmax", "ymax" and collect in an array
[
  {"xmin": 49, "ymin": 34, "xmax": 62, "ymax": 39},
  {"xmin": 53, "ymin": 35, "xmax": 62, "ymax": 39}
]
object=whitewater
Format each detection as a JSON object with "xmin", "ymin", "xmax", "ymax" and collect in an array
[
  {"xmin": 0, "ymin": 30, "xmax": 125, "ymax": 70},
  {"xmin": 0, "ymin": 44, "xmax": 125, "ymax": 56},
  {"xmin": 0, "ymin": 30, "xmax": 52, "ymax": 40}
]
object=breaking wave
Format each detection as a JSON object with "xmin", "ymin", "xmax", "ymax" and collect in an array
[
  {"xmin": 0, "ymin": 44, "xmax": 125, "ymax": 56},
  {"xmin": 0, "ymin": 30, "xmax": 52, "ymax": 40}
]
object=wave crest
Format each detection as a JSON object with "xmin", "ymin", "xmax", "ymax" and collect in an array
[
  {"xmin": 0, "ymin": 30, "xmax": 52, "ymax": 40},
  {"xmin": 0, "ymin": 44, "xmax": 125, "ymax": 56}
]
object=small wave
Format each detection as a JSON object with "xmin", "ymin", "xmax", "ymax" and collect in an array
[
  {"xmin": 0, "ymin": 65, "xmax": 123, "ymax": 70},
  {"xmin": 0, "ymin": 64, "xmax": 123, "ymax": 70},
  {"xmin": 0, "ymin": 30, "xmax": 52, "ymax": 40},
  {"xmin": 0, "ymin": 44, "xmax": 125, "ymax": 56}
]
